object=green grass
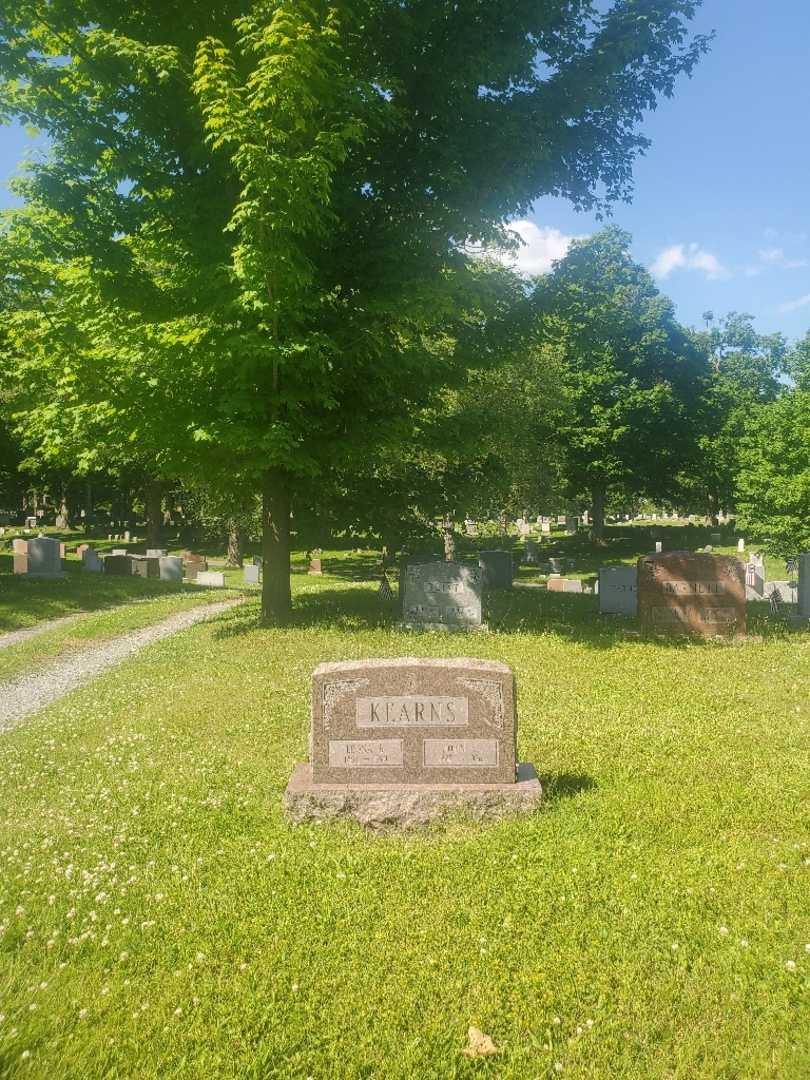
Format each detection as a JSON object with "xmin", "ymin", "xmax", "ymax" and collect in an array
[{"xmin": 0, "ymin": 572, "xmax": 808, "ymax": 1078}]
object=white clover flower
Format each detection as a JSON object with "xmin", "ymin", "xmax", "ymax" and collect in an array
[{"xmin": 786, "ymin": 960, "xmax": 797, "ymax": 972}]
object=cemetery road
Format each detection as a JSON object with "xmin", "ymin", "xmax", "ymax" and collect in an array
[{"xmin": 0, "ymin": 598, "xmax": 245, "ymax": 732}]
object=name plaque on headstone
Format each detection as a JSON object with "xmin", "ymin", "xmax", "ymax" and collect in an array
[
  {"xmin": 638, "ymin": 553, "xmax": 746, "ymax": 638},
  {"xmin": 402, "ymin": 561, "xmax": 482, "ymax": 630},
  {"xmin": 311, "ymin": 658, "xmax": 515, "ymax": 785}
]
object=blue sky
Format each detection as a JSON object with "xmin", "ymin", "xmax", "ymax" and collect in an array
[
  {"xmin": 513, "ymin": 0, "xmax": 810, "ymax": 342},
  {"xmin": 0, "ymin": 1, "xmax": 807, "ymax": 340}
]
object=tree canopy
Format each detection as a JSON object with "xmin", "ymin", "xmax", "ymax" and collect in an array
[{"xmin": 0, "ymin": 1, "xmax": 711, "ymax": 616}]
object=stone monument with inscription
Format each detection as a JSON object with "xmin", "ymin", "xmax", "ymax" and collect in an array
[
  {"xmin": 284, "ymin": 658, "xmax": 542, "ymax": 828},
  {"xmin": 402, "ymin": 561, "xmax": 483, "ymax": 630},
  {"xmin": 638, "ymin": 552, "xmax": 746, "ymax": 638}
]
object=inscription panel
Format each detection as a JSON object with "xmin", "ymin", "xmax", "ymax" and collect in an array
[
  {"xmin": 357, "ymin": 696, "xmax": 468, "ymax": 728},
  {"xmin": 423, "ymin": 739, "xmax": 499, "ymax": 768},
  {"xmin": 328, "ymin": 740, "xmax": 403, "ymax": 768},
  {"xmin": 311, "ymin": 658, "xmax": 516, "ymax": 784}
]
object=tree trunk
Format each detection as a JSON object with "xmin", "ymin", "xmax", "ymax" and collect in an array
[
  {"xmin": 55, "ymin": 485, "xmax": 70, "ymax": 530},
  {"xmin": 261, "ymin": 468, "xmax": 291, "ymax": 623},
  {"xmin": 442, "ymin": 517, "xmax": 455, "ymax": 561},
  {"xmin": 144, "ymin": 479, "xmax": 163, "ymax": 548},
  {"xmin": 706, "ymin": 492, "xmax": 719, "ymax": 528},
  {"xmin": 226, "ymin": 522, "xmax": 245, "ymax": 568},
  {"xmin": 590, "ymin": 484, "xmax": 606, "ymax": 544}
]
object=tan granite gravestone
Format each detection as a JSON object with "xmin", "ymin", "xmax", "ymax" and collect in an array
[
  {"xmin": 284, "ymin": 658, "xmax": 541, "ymax": 828},
  {"xmin": 547, "ymin": 576, "xmax": 566, "ymax": 592},
  {"xmin": 637, "ymin": 552, "xmax": 746, "ymax": 638}
]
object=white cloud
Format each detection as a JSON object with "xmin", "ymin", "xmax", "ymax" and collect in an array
[
  {"xmin": 497, "ymin": 221, "xmax": 584, "ymax": 276},
  {"xmin": 778, "ymin": 292, "xmax": 810, "ymax": 314},
  {"xmin": 757, "ymin": 246, "xmax": 808, "ymax": 270},
  {"xmin": 650, "ymin": 242, "xmax": 728, "ymax": 281}
]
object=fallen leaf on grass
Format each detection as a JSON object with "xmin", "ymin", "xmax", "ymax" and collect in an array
[{"xmin": 463, "ymin": 1026, "xmax": 499, "ymax": 1057}]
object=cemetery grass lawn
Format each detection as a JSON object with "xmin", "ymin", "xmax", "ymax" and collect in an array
[{"xmin": 0, "ymin": 575, "xmax": 808, "ymax": 1078}]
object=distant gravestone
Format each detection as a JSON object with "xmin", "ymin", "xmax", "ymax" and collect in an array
[
  {"xmin": 737, "ymin": 539, "xmax": 746, "ymax": 553},
  {"xmin": 547, "ymin": 576, "xmax": 566, "ymax": 593},
  {"xmin": 402, "ymin": 561, "xmax": 483, "ymax": 630},
  {"xmin": 131, "ymin": 556, "xmax": 161, "ymax": 579},
  {"xmin": 81, "ymin": 547, "xmax": 103, "ymax": 573},
  {"xmin": 745, "ymin": 562, "xmax": 765, "ymax": 600},
  {"xmin": 523, "ymin": 540, "xmax": 539, "ymax": 565},
  {"xmin": 549, "ymin": 557, "xmax": 564, "ymax": 574},
  {"xmin": 598, "ymin": 566, "xmax": 638, "ymax": 616},
  {"xmin": 196, "ymin": 570, "xmax": 226, "ymax": 587},
  {"xmin": 104, "ymin": 554, "xmax": 133, "ymax": 576},
  {"xmin": 478, "ymin": 550, "xmax": 513, "ymax": 590},
  {"xmin": 183, "ymin": 552, "xmax": 208, "ymax": 581},
  {"xmin": 146, "ymin": 548, "xmax": 167, "ymax": 558},
  {"xmin": 541, "ymin": 522, "xmax": 551, "ymax": 535},
  {"xmin": 799, "ymin": 554, "xmax": 810, "ymax": 618},
  {"xmin": 308, "ymin": 557, "xmax": 323, "ymax": 575},
  {"xmin": 565, "ymin": 516, "xmax": 578, "ymax": 535},
  {"xmin": 765, "ymin": 580, "xmax": 798, "ymax": 603},
  {"xmin": 655, "ymin": 541, "xmax": 663, "ymax": 553},
  {"xmin": 159, "ymin": 556, "xmax": 184, "ymax": 582},
  {"xmin": 710, "ymin": 532, "xmax": 722, "ymax": 544},
  {"xmin": 244, "ymin": 564, "xmax": 261, "ymax": 585},
  {"xmin": 564, "ymin": 579, "xmax": 583, "ymax": 593},
  {"xmin": 638, "ymin": 553, "xmax": 746, "ymax": 638},
  {"xmin": 24, "ymin": 536, "xmax": 64, "ymax": 578},
  {"xmin": 24, "ymin": 516, "xmax": 37, "ymax": 528},
  {"xmin": 283, "ymin": 658, "xmax": 541, "ymax": 828}
]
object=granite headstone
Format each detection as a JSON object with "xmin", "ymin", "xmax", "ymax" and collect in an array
[
  {"xmin": 638, "ymin": 553, "xmax": 746, "ymax": 638},
  {"xmin": 402, "ymin": 561, "xmax": 483, "ymax": 630}
]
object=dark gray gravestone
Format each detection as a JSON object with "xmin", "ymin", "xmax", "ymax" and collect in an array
[
  {"xmin": 104, "ymin": 555, "xmax": 133, "ymax": 576},
  {"xmin": 81, "ymin": 548, "xmax": 103, "ymax": 573},
  {"xmin": 159, "ymin": 556, "xmax": 184, "ymax": 582},
  {"xmin": 403, "ymin": 561, "xmax": 483, "ymax": 630},
  {"xmin": 478, "ymin": 550, "xmax": 513, "ymax": 590},
  {"xmin": 26, "ymin": 536, "xmax": 63, "ymax": 577}
]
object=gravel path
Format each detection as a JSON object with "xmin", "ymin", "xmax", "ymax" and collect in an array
[
  {"xmin": 0, "ymin": 613, "xmax": 84, "ymax": 650},
  {"xmin": 0, "ymin": 598, "xmax": 245, "ymax": 733}
]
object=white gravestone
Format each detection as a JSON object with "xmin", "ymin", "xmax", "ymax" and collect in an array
[
  {"xmin": 196, "ymin": 571, "xmax": 226, "ymax": 587},
  {"xmin": 598, "ymin": 566, "xmax": 638, "ymax": 616}
]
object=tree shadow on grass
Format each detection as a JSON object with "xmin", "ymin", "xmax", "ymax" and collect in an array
[
  {"xmin": 209, "ymin": 579, "xmax": 799, "ymax": 649},
  {"xmin": 536, "ymin": 772, "xmax": 597, "ymax": 805}
]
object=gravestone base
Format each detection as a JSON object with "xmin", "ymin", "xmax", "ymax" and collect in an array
[
  {"xmin": 400, "ymin": 620, "xmax": 489, "ymax": 633},
  {"xmin": 283, "ymin": 762, "xmax": 542, "ymax": 831}
]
